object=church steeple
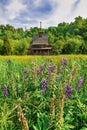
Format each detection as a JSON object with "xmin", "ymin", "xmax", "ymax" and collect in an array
[
  {"xmin": 39, "ymin": 21, "xmax": 43, "ymax": 37},
  {"xmin": 28, "ymin": 22, "xmax": 52, "ymax": 55}
]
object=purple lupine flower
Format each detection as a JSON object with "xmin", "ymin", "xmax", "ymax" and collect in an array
[
  {"xmin": 41, "ymin": 79, "xmax": 46, "ymax": 92},
  {"xmin": 76, "ymin": 77, "xmax": 83, "ymax": 89},
  {"xmin": 37, "ymin": 69, "xmax": 40, "ymax": 76},
  {"xmin": 40, "ymin": 64, "xmax": 44, "ymax": 71},
  {"xmin": 2, "ymin": 84, "xmax": 9, "ymax": 96},
  {"xmin": 65, "ymin": 85, "xmax": 72, "ymax": 98},
  {"xmin": 48, "ymin": 63, "xmax": 55, "ymax": 74},
  {"xmin": 61, "ymin": 58, "xmax": 67, "ymax": 66}
]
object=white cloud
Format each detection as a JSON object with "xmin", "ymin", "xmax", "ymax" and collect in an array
[
  {"xmin": 43, "ymin": 0, "xmax": 77, "ymax": 26},
  {"xmin": 71, "ymin": 0, "xmax": 87, "ymax": 18},
  {"xmin": 5, "ymin": 0, "xmax": 27, "ymax": 20},
  {"xmin": 0, "ymin": 5, "xmax": 8, "ymax": 24},
  {"xmin": 24, "ymin": 0, "xmax": 87, "ymax": 28},
  {"xmin": 33, "ymin": 0, "xmax": 42, "ymax": 7},
  {"xmin": 41, "ymin": 0, "xmax": 87, "ymax": 28},
  {"xmin": 0, "ymin": 0, "xmax": 87, "ymax": 28}
]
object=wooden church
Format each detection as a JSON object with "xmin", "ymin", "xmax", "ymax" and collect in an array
[{"xmin": 28, "ymin": 22, "xmax": 52, "ymax": 55}]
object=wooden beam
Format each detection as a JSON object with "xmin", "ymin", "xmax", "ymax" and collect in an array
[{"xmin": 31, "ymin": 47, "xmax": 52, "ymax": 50}]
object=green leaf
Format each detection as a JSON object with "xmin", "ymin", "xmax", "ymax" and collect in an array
[{"xmin": 33, "ymin": 125, "xmax": 39, "ymax": 130}]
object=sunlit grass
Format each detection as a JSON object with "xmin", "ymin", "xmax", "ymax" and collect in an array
[{"xmin": 0, "ymin": 54, "xmax": 87, "ymax": 64}]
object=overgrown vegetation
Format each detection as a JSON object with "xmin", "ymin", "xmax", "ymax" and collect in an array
[
  {"xmin": 0, "ymin": 56, "xmax": 87, "ymax": 130},
  {"xmin": 0, "ymin": 16, "xmax": 87, "ymax": 55},
  {"xmin": 0, "ymin": 25, "xmax": 32, "ymax": 55},
  {"xmin": 47, "ymin": 16, "xmax": 87, "ymax": 54}
]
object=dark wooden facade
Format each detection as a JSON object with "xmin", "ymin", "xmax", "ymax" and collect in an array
[{"xmin": 28, "ymin": 22, "xmax": 52, "ymax": 55}]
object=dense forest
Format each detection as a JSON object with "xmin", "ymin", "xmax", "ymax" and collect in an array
[{"xmin": 0, "ymin": 16, "xmax": 87, "ymax": 55}]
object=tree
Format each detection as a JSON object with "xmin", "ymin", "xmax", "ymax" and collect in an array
[
  {"xmin": 3, "ymin": 35, "xmax": 11, "ymax": 55},
  {"xmin": 52, "ymin": 39, "xmax": 65, "ymax": 54},
  {"xmin": 5, "ymin": 24, "xmax": 15, "ymax": 32},
  {"xmin": 63, "ymin": 36, "xmax": 82, "ymax": 54},
  {"xmin": 0, "ymin": 39, "xmax": 4, "ymax": 54}
]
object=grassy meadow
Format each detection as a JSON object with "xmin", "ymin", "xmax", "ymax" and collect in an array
[{"xmin": 0, "ymin": 55, "xmax": 87, "ymax": 130}]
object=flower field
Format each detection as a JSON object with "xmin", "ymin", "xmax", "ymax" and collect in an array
[{"xmin": 0, "ymin": 55, "xmax": 87, "ymax": 130}]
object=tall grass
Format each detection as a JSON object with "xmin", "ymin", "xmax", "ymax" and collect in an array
[{"xmin": 0, "ymin": 55, "xmax": 87, "ymax": 130}]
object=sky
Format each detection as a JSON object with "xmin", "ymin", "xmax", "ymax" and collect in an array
[{"xmin": 0, "ymin": 0, "xmax": 87, "ymax": 29}]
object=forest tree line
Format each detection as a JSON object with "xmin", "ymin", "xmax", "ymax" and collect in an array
[{"xmin": 0, "ymin": 16, "xmax": 87, "ymax": 55}]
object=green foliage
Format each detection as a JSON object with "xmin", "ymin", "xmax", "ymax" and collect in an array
[
  {"xmin": 0, "ymin": 56, "xmax": 87, "ymax": 130},
  {"xmin": 0, "ymin": 102, "xmax": 17, "ymax": 130},
  {"xmin": 52, "ymin": 39, "xmax": 65, "ymax": 54},
  {"xmin": 0, "ymin": 39, "xmax": 4, "ymax": 54},
  {"xmin": 15, "ymin": 39, "xmax": 28, "ymax": 55},
  {"xmin": 63, "ymin": 36, "xmax": 83, "ymax": 54},
  {"xmin": 0, "ymin": 16, "xmax": 87, "ymax": 55},
  {"xmin": 47, "ymin": 16, "xmax": 87, "ymax": 54},
  {"xmin": 3, "ymin": 34, "xmax": 11, "ymax": 55},
  {"xmin": 0, "ymin": 24, "xmax": 32, "ymax": 55}
]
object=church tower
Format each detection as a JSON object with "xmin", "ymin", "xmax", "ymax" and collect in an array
[{"xmin": 28, "ymin": 22, "xmax": 52, "ymax": 55}]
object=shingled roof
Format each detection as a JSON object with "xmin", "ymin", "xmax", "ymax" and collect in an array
[{"xmin": 32, "ymin": 33, "xmax": 48, "ymax": 45}]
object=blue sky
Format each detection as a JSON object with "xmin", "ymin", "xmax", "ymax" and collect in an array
[{"xmin": 0, "ymin": 0, "xmax": 87, "ymax": 29}]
